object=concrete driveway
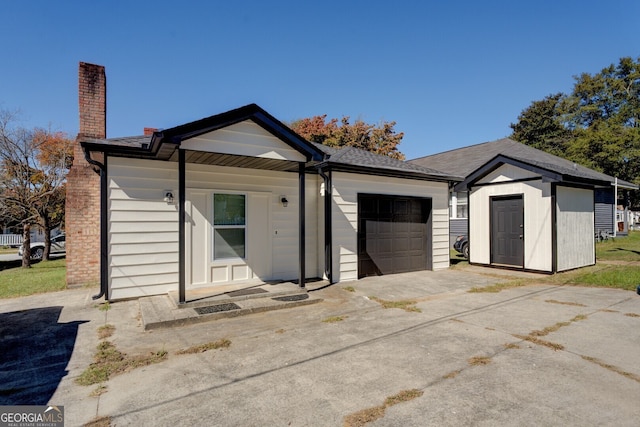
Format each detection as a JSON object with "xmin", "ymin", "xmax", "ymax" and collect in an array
[{"xmin": 1, "ymin": 267, "xmax": 639, "ymax": 426}]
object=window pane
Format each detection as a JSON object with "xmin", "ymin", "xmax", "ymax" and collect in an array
[
  {"xmin": 214, "ymin": 228, "xmax": 245, "ymax": 259},
  {"xmin": 457, "ymin": 204, "xmax": 468, "ymax": 219},
  {"xmin": 214, "ymin": 194, "xmax": 245, "ymax": 225}
]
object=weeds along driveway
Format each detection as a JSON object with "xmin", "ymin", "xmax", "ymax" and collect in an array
[{"xmin": 2, "ymin": 269, "xmax": 639, "ymax": 426}]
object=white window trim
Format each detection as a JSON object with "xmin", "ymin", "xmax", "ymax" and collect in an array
[
  {"xmin": 212, "ymin": 191, "xmax": 247, "ymax": 261},
  {"xmin": 450, "ymin": 191, "xmax": 468, "ymax": 219}
]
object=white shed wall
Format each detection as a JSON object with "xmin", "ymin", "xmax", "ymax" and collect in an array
[
  {"xmin": 477, "ymin": 164, "xmax": 539, "ymax": 184},
  {"xmin": 469, "ymin": 179, "xmax": 553, "ymax": 272},
  {"xmin": 556, "ymin": 186, "xmax": 595, "ymax": 271},
  {"xmin": 331, "ymin": 172, "xmax": 450, "ymax": 282}
]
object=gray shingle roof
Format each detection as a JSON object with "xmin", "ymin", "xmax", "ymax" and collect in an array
[
  {"xmin": 312, "ymin": 143, "xmax": 460, "ymax": 180},
  {"xmin": 409, "ymin": 138, "xmax": 637, "ymax": 188}
]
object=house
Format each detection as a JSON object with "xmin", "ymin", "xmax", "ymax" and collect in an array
[
  {"xmin": 409, "ymin": 138, "xmax": 638, "ymax": 273},
  {"xmin": 67, "ymin": 63, "xmax": 459, "ymax": 301}
]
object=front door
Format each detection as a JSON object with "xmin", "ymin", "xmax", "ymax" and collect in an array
[{"xmin": 490, "ymin": 195, "xmax": 524, "ymax": 267}]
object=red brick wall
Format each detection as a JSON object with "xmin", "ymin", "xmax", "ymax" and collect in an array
[{"xmin": 65, "ymin": 63, "xmax": 105, "ymax": 287}]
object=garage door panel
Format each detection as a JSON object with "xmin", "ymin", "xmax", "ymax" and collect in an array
[
  {"xmin": 410, "ymin": 236, "xmax": 424, "ymax": 251},
  {"xmin": 377, "ymin": 221, "xmax": 393, "ymax": 234},
  {"xmin": 358, "ymin": 194, "xmax": 432, "ymax": 278},
  {"xmin": 394, "ymin": 237, "xmax": 409, "ymax": 252},
  {"xmin": 393, "ymin": 221, "xmax": 409, "ymax": 233},
  {"xmin": 376, "ymin": 237, "xmax": 393, "ymax": 255}
]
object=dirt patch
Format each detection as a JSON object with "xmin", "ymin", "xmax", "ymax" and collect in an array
[{"xmin": 343, "ymin": 389, "xmax": 424, "ymax": 427}]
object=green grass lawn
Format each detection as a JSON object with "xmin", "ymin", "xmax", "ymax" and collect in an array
[
  {"xmin": 566, "ymin": 264, "xmax": 640, "ymax": 291},
  {"xmin": 0, "ymin": 259, "xmax": 67, "ymax": 298},
  {"xmin": 596, "ymin": 230, "xmax": 640, "ymax": 262}
]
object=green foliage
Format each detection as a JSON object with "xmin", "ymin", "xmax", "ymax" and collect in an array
[
  {"xmin": 510, "ymin": 56, "xmax": 640, "ymax": 207},
  {"xmin": 510, "ymin": 93, "xmax": 572, "ymax": 156},
  {"xmin": 290, "ymin": 115, "xmax": 405, "ymax": 160}
]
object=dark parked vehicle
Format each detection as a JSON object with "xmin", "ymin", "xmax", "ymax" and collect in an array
[
  {"xmin": 453, "ymin": 235, "xmax": 469, "ymax": 259},
  {"xmin": 18, "ymin": 234, "xmax": 66, "ymax": 260}
]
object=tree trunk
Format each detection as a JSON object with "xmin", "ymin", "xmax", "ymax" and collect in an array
[
  {"xmin": 21, "ymin": 223, "xmax": 31, "ymax": 268},
  {"xmin": 42, "ymin": 215, "xmax": 51, "ymax": 261}
]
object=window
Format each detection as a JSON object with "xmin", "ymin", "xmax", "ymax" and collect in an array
[
  {"xmin": 213, "ymin": 193, "xmax": 246, "ymax": 259},
  {"xmin": 450, "ymin": 192, "xmax": 468, "ymax": 219}
]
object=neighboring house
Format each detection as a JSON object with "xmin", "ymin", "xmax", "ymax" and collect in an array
[
  {"xmin": 70, "ymin": 63, "xmax": 459, "ymax": 301},
  {"xmin": 1, "ymin": 224, "xmax": 62, "ymax": 246},
  {"xmin": 409, "ymin": 138, "xmax": 638, "ymax": 273}
]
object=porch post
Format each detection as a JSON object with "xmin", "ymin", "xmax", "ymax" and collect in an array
[
  {"xmin": 179, "ymin": 148, "xmax": 186, "ymax": 304},
  {"xmin": 298, "ymin": 162, "xmax": 306, "ymax": 288}
]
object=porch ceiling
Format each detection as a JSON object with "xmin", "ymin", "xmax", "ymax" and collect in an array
[{"xmin": 169, "ymin": 149, "xmax": 303, "ymax": 172}]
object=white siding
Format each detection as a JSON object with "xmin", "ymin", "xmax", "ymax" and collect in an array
[
  {"xmin": 180, "ymin": 120, "xmax": 306, "ymax": 162},
  {"xmin": 469, "ymin": 179, "xmax": 553, "ymax": 272},
  {"xmin": 186, "ymin": 163, "xmax": 320, "ymax": 285},
  {"xmin": 108, "ymin": 158, "xmax": 179, "ymax": 300},
  {"xmin": 556, "ymin": 186, "xmax": 595, "ymax": 271},
  {"xmin": 331, "ymin": 172, "xmax": 450, "ymax": 282},
  {"xmin": 108, "ymin": 157, "xmax": 321, "ymax": 299},
  {"xmin": 477, "ymin": 163, "xmax": 539, "ymax": 184}
]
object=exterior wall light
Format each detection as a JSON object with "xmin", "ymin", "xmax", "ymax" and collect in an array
[
  {"xmin": 164, "ymin": 191, "xmax": 174, "ymax": 204},
  {"xmin": 280, "ymin": 196, "xmax": 289, "ymax": 207}
]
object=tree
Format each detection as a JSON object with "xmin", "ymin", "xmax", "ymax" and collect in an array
[
  {"xmin": 510, "ymin": 56, "xmax": 640, "ymax": 208},
  {"xmin": 290, "ymin": 115, "xmax": 406, "ymax": 160},
  {"xmin": 0, "ymin": 110, "xmax": 73, "ymax": 267},
  {"xmin": 509, "ymin": 93, "xmax": 572, "ymax": 156},
  {"xmin": 31, "ymin": 130, "xmax": 73, "ymax": 260}
]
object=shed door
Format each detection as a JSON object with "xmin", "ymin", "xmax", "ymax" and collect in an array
[
  {"xmin": 490, "ymin": 195, "xmax": 524, "ymax": 267},
  {"xmin": 358, "ymin": 194, "xmax": 432, "ymax": 278}
]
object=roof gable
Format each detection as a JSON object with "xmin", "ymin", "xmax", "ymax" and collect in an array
[
  {"xmin": 179, "ymin": 120, "xmax": 307, "ymax": 162},
  {"xmin": 454, "ymin": 154, "xmax": 606, "ymax": 191},
  {"xmin": 155, "ymin": 104, "xmax": 324, "ymax": 161},
  {"xmin": 81, "ymin": 104, "xmax": 325, "ymax": 162},
  {"xmin": 411, "ymin": 138, "xmax": 636, "ymax": 189}
]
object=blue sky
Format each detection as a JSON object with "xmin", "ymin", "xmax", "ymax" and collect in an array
[{"xmin": 2, "ymin": 1, "xmax": 638, "ymax": 160}]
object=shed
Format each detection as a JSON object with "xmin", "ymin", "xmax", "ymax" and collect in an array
[{"xmin": 409, "ymin": 138, "xmax": 638, "ymax": 273}]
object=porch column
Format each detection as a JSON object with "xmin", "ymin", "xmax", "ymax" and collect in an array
[
  {"xmin": 179, "ymin": 148, "xmax": 186, "ymax": 303},
  {"xmin": 299, "ymin": 162, "xmax": 306, "ymax": 288}
]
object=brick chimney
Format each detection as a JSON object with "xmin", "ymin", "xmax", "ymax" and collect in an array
[
  {"xmin": 65, "ymin": 62, "xmax": 106, "ymax": 287},
  {"xmin": 144, "ymin": 127, "xmax": 158, "ymax": 136}
]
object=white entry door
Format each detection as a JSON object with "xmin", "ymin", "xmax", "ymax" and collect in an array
[{"xmin": 186, "ymin": 190, "xmax": 271, "ymax": 286}]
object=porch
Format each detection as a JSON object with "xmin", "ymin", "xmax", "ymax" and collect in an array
[{"xmin": 139, "ymin": 279, "xmax": 327, "ymax": 330}]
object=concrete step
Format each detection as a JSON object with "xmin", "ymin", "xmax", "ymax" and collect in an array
[{"xmin": 140, "ymin": 288, "xmax": 323, "ymax": 330}]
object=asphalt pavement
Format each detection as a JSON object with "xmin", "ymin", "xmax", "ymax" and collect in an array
[{"xmin": 1, "ymin": 266, "xmax": 639, "ymax": 426}]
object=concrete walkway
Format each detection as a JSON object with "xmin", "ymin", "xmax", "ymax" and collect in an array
[{"xmin": 1, "ymin": 266, "xmax": 639, "ymax": 426}]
